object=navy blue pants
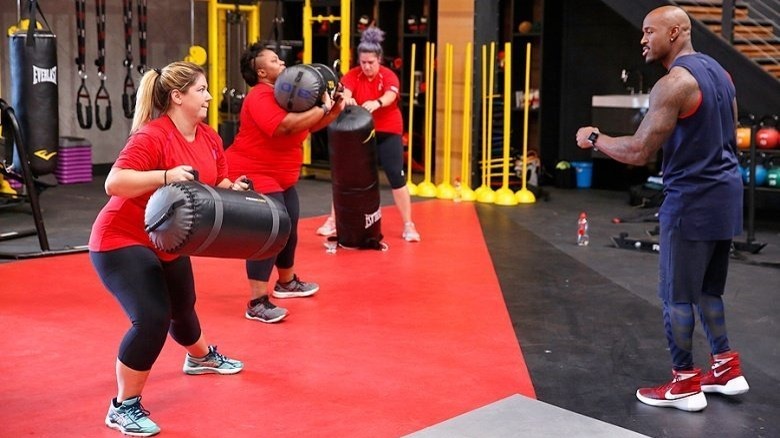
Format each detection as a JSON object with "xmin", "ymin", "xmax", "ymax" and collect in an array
[{"xmin": 658, "ymin": 219, "xmax": 732, "ymax": 369}]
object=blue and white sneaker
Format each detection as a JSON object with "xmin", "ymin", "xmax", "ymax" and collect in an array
[
  {"xmin": 183, "ymin": 345, "xmax": 244, "ymax": 375},
  {"xmin": 105, "ymin": 396, "xmax": 160, "ymax": 437}
]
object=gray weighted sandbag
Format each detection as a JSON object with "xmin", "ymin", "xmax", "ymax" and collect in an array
[{"xmin": 274, "ymin": 63, "xmax": 339, "ymax": 112}]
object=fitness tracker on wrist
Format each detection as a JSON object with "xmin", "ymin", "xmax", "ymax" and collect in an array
[{"xmin": 588, "ymin": 131, "xmax": 599, "ymax": 150}]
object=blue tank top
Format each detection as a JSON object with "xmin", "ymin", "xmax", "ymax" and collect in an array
[{"xmin": 659, "ymin": 53, "xmax": 742, "ymax": 240}]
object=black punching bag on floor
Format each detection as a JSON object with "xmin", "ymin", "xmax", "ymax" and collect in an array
[
  {"xmin": 327, "ymin": 106, "xmax": 383, "ymax": 249},
  {"xmin": 9, "ymin": 3, "xmax": 59, "ymax": 177},
  {"xmin": 144, "ymin": 182, "xmax": 291, "ymax": 260}
]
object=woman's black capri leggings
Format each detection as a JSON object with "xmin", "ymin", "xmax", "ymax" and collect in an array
[
  {"xmin": 90, "ymin": 246, "xmax": 202, "ymax": 371},
  {"xmin": 246, "ymin": 186, "xmax": 299, "ymax": 281},
  {"xmin": 376, "ymin": 132, "xmax": 406, "ymax": 189}
]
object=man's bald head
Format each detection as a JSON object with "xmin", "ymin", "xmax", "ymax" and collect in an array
[
  {"xmin": 647, "ymin": 6, "xmax": 692, "ymax": 37},
  {"xmin": 642, "ymin": 6, "xmax": 694, "ymax": 67}
]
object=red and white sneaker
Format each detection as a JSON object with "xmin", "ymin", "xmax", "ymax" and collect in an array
[
  {"xmin": 701, "ymin": 351, "xmax": 750, "ymax": 396},
  {"xmin": 636, "ymin": 369, "xmax": 707, "ymax": 412}
]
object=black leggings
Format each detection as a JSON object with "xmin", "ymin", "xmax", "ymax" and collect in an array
[
  {"xmin": 376, "ymin": 132, "xmax": 406, "ymax": 189},
  {"xmin": 90, "ymin": 246, "xmax": 202, "ymax": 371},
  {"xmin": 246, "ymin": 186, "xmax": 300, "ymax": 281}
]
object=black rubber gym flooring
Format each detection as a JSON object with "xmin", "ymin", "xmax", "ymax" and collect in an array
[{"xmin": 1, "ymin": 175, "xmax": 779, "ymax": 437}]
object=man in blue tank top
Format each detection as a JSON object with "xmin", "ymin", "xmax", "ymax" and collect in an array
[{"xmin": 576, "ymin": 5, "xmax": 749, "ymax": 412}]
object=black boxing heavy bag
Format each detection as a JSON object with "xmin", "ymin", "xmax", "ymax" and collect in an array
[
  {"xmin": 327, "ymin": 106, "xmax": 383, "ymax": 249},
  {"xmin": 311, "ymin": 63, "xmax": 339, "ymax": 96},
  {"xmin": 9, "ymin": 26, "xmax": 59, "ymax": 177},
  {"xmin": 274, "ymin": 64, "xmax": 327, "ymax": 112},
  {"xmin": 145, "ymin": 182, "xmax": 291, "ymax": 260}
]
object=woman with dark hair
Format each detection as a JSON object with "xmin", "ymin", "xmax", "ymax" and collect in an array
[
  {"xmin": 226, "ymin": 44, "xmax": 344, "ymax": 323},
  {"xmin": 90, "ymin": 61, "xmax": 246, "ymax": 436},
  {"xmin": 316, "ymin": 27, "xmax": 420, "ymax": 242}
]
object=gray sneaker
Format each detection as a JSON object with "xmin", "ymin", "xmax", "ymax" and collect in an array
[
  {"xmin": 183, "ymin": 345, "xmax": 244, "ymax": 375},
  {"xmin": 105, "ymin": 396, "xmax": 161, "ymax": 437},
  {"xmin": 272, "ymin": 274, "xmax": 319, "ymax": 298},
  {"xmin": 245, "ymin": 295, "xmax": 288, "ymax": 323}
]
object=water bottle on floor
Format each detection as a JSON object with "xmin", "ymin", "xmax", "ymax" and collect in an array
[{"xmin": 577, "ymin": 212, "xmax": 589, "ymax": 246}]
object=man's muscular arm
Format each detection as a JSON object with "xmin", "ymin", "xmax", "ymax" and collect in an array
[{"xmin": 576, "ymin": 67, "xmax": 699, "ymax": 166}]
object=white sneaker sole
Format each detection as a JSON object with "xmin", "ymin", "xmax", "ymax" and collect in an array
[
  {"xmin": 244, "ymin": 311, "xmax": 287, "ymax": 323},
  {"xmin": 403, "ymin": 233, "xmax": 421, "ymax": 242},
  {"xmin": 316, "ymin": 224, "xmax": 337, "ymax": 236},
  {"xmin": 702, "ymin": 376, "xmax": 749, "ymax": 395},
  {"xmin": 272, "ymin": 287, "xmax": 319, "ymax": 299},
  {"xmin": 183, "ymin": 365, "xmax": 243, "ymax": 375},
  {"xmin": 105, "ymin": 419, "xmax": 160, "ymax": 437},
  {"xmin": 636, "ymin": 390, "xmax": 707, "ymax": 412}
]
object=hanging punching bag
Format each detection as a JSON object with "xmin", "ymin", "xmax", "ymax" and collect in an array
[
  {"xmin": 8, "ymin": 1, "xmax": 59, "ymax": 177},
  {"xmin": 327, "ymin": 106, "xmax": 384, "ymax": 249},
  {"xmin": 145, "ymin": 182, "xmax": 291, "ymax": 260}
]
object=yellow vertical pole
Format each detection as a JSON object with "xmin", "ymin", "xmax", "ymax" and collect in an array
[
  {"xmin": 494, "ymin": 41, "xmax": 518, "ymax": 205},
  {"xmin": 303, "ymin": 0, "xmax": 312, "ymax": 64},
  {"xmin": 248, "ymin": 6, "xmax": 259, "ymax": 43},
  {"xmin": 207, "ymin": 1, "xmax": 259, "ymax": 130},
  {"xmin": 207, "ymin": 0, "xmax": 219, "ymax": 129},
  {"xmin": 459, "ymin": 42, "xmax": 476, "ymax": 202},
  {"xmin": 516, "ymin": 42, "xmax": 537, "ymax": 203},
  {"xmin": 416, "ymin": 42, "xmax": 437, "ymax": 197},
  {"xmin": 436, "ymin": 43, "xmax": 455, "ymax": 199},
  {"xmin": 477, "ymin": 42, "xmax": 496, "ymax": 203},
  {"xmin": 301, "ymin": 0, "xmax": 313, "ymax": 167},
  {"xmin": 340, "ymin": 0, "xmax": 350, "ymax": 74},
  {"xmin": 474, "ymin": 44, "xmax": 489, "ymax": 198},
  {"xmin": 406, "ymin": 43, "xmax": 418, "ymax": 195}
]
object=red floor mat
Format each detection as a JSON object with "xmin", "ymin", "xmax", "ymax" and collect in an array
[{"xmin": 0, "ymin": 200, "xmax": 534, "ymax": 437}]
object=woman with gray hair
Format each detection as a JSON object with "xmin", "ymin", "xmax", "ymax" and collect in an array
[{"xmin": 317, "ymin": 27, "xmax": 420, "ymax": 242}]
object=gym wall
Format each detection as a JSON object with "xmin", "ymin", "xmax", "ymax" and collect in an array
[
  {"xmin": 550, "ymin": 0, "xmax": 665, "ymax": 164},
  {"xmin": 0, "ymin": 0, "xmax": 207, "ymax": 168}
]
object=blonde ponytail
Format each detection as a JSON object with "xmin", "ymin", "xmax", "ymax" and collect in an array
[{"xmin": 130, "ymin": 62, "xmax": 207, "ymax": 133}]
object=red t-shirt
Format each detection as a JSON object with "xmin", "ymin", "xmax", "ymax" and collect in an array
[
  {"xmin": 225, "ymin": 83, "xmax": 309, "ymax": 193},
  {"xmin": 341, "ymin": 65, "xmax": 403, "ymax": 135},
  {"xmin": 89, "ymin": 116, "xmax": 228, "ymax": 261}
]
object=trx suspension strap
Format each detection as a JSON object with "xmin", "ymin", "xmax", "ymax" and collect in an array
[
  {"xmin": 94, "ymin": 0, "xmax": 112, "ymax": 131},
  {"xmin": 122, "ymin": 0, "xmax": 136, "ymax": 118},
  {"xmin": 136, "ymin": 0, "xmax": 148, "ymax": 75},
  {"xmin": 75, "ymin": 0, "xmax": 92, "ymax": 129},
  {"xmin": 25, "ymin": 0, "xmax": 53, "ymax": 46}
]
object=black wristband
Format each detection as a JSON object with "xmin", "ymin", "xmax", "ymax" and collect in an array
[
  {"xmin": 163, "ymin": 169, "xmax": 168, "ymax": 185},
  {"xmin": 588, "ymin": 131, "xmax": 599, "ymax": 150},
  {"xmin": 375, "ymin": 99, "xmax": 382, "ymax": 108}
]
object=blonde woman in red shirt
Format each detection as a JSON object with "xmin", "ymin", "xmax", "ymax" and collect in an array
[{"xmin": 90, "ymin": 62, "xmax": 246, "ymax": 437}]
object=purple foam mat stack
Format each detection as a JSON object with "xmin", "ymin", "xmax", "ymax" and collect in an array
[
  {"xmin": 3, "ymin": 176, "xmax": 22, "ymax": 191},
  {"xmin": 55, "ymin": 136, "xmax": 92, "ymax": 184}
]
